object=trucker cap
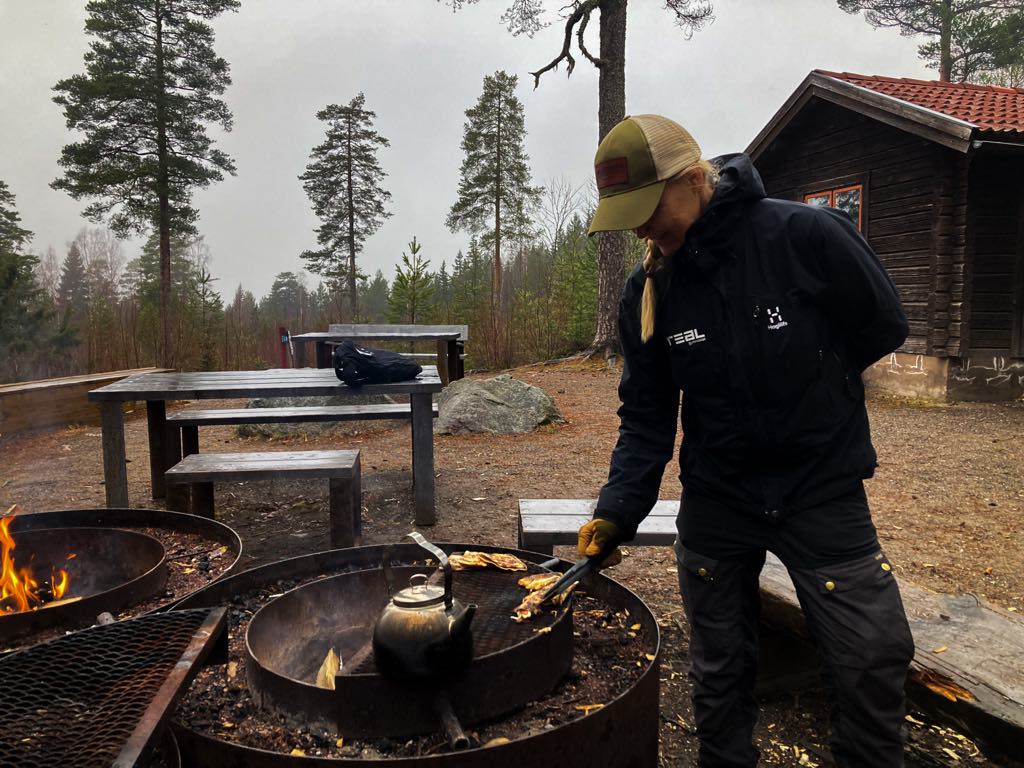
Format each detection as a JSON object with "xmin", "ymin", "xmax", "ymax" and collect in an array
[{"xmin": 588, "ymin": 114, "xmax": 702, "ymax": 235}]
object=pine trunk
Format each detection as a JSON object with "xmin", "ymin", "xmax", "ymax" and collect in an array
[
  {"xmin": 155, "ymin": 2, "xmax": 172, "ymax": 368},
  {"xmin": 346, "ymin": 120, "xmax": 358, "ymax": 322},
  {"xmin": 940, "ymin": 0, "xmax": 952, "ymax": 81},
  {"xmin": 590, "ymin": 0, "xmax": 628, "ymax": 358}
]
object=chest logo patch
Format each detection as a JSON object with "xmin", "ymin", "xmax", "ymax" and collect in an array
[
  {"xmin": 668, "ymin": 328, "xmax": 707, "ymax": 346},
  {"xmin": 766, "ymin": 306, "xmax": 788, "ymax": 331}
]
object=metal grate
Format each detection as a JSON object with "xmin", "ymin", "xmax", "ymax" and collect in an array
[
  {"xmin": 0, "ymin": 608, "xmax": 225, "ymax": 768},
  {"xmin": 350, "ymin": 566, "xmax": 566, "ymax": 674}
]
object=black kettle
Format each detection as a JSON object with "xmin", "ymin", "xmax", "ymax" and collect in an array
[{"xmin": 372, "ymin": 532, "xmax": 477, "ymax": 680}]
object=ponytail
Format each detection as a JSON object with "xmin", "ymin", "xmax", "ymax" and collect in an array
[{"xmin": 640, "ymin": 239, "xmax": 662, "ymax": 342}]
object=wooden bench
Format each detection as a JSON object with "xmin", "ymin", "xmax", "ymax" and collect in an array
[
  {"xmin": 166, "ymin": 450, "xmax": 361, "ymax": 548},
  {"xmin": 518, "ymin": 498, "xmax": 677, "ymax": 554},
  {"xmin": 167, "ymin": 403, "xmax": 438, "ymax": 457},
  {"xmin": 518, "ymin": 498, "xmax": 1024, "ymax": 758}
]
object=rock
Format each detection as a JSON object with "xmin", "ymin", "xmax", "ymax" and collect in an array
[
  {"xmin": 435, "ymin": 375, "xmax": 563, "ymax": 435},
  {"xmin": 236, "ymin": 394, "xmax": 395, "ymax": 438}
]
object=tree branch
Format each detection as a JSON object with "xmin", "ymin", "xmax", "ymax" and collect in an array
[{"xmin": 528, "ymin": 0, "xmax": 601, "ymax": 88}]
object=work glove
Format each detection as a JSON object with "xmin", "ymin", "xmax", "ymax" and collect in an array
[{"xmin": 577, "ymin": 518, "xmax": 623, "ymax": 568}]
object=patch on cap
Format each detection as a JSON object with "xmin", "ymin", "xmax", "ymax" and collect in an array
[{"xmin": 596, "ymin": 157, "xmax": 629, "ymax": 189}]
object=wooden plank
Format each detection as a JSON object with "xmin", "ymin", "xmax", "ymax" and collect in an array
[
  {"xmin": 329, "ymin": 455, "xmax": 361, "ymax": 548},
  {"xmin": 325, "ymin": 323, "xmax": 469, "ymax": 341},
  {"xmin": 166, "ymin": 450, "xmax": 361, "ymax": 483},
  {"xmin": 146, "ymin": 401, "xmax": 168, "ymax": 500},
  {"xmin": 101, "ymin": 401, "xmax": 129, "ymax": 508},
  {"xmin": 296, "ymin": 331, "xmax": 461, "ymax": 342},
  {"xmin": 89, "ymin": 368, "xmax": 442, "ymax": 401},
  {"xmin": 166, "ymin": 403, "xmax": 436, "ymax": 426},
  {"xmin": 517, "ymin": 499, "xmax": 680, "ymax": 551},
  {"xmin": 410, "ymin": 392, "xmax": 436, "ymax": 525}
]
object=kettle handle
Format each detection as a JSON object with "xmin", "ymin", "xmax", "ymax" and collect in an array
[{"xmin": 407, "ymin": 532, "xmax": 453, "ymax": 609}]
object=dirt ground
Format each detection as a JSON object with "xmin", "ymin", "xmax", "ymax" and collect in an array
[{"xmin": 2, "ymin": 359, "xmax": 1023, "ymax": 766}]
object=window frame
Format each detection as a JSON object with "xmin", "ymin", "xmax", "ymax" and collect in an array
[{"xmin": 802, "ymin": 176, "xmax": 868, "ymax": 236}]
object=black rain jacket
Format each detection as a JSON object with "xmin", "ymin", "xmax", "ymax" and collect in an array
[{"xmin": 595, "ymin": 154, "xmax": 908, "ymax": 540}]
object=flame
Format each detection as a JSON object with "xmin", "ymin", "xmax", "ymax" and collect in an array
[{"xmin": 0, "ymin": 505, "xmax": 73, "ymax": 614}]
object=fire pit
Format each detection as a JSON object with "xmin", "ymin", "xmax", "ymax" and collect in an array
[
  {"xmin": 245, "ymin": 560, "xmax": 574, "ymax": 740},
  {"xmin": 0, "ymin": 523, "xmax": 167, "ymax": 642},
  {"xmin": 2, "ymin": 508, "xmax": 242, "ymax": 650},
  {"xmin": 172, "ymin": 543, "xmax": 660, "ymax": 767}
]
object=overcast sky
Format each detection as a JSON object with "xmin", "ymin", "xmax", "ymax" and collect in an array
[{"xmin": 0, "ymin": 0, "xmax": 932, "ymax": 300}]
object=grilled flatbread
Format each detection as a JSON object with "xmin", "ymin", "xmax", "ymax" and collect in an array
[
  {"xmin": 517, "ymin": 572, "xmax": 560, "ymax": 591},
  {"xmin": 511, "ymin": 580, "xmax": 573, "ymax": 623},
  {"xmin": 449, "ymin": 551, "xmax": 528, "ymax": 572}
]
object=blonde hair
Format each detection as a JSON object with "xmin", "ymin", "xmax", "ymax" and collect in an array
[{"xmin": 639, "ymin": 159, "xmax": 719, "ymax": 342}]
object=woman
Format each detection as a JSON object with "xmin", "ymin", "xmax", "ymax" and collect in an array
[{"xmin": 579, "ymin": 114, "xmax": 914, "ymax": 767}]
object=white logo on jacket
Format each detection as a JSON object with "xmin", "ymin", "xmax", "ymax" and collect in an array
[
  {"xmin": 766, "ymin": 306, "xmax": 788, "ymax": 331},
  {"xmin": 668, "ymin": 328, "xmax": 706, "ymax": 346}
]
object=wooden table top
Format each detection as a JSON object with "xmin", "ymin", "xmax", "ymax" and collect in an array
[
  {"xmin": 292, "ymin": 331, "xmax": 461, "ymax": 342},
  {"xmin": 88, "ymin": 367, "xmax": 442, "ymax": 402}
]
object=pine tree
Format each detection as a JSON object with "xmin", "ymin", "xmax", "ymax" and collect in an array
[
  {"xmin": 299, "ymin": 93, "xmax": 392, "ymax": 321},
  {"xmin": 359, "ymin": 270, "xmax": 391, "ymax": 323},
  {"xmin": 389, "ymin": 237, "xmax": 435, "ymax": 324},
  {"xmin": 52, "ymin": 0, "xmax": 239, "ymax": 366},
  {"xmin": 0, "ymin": 181, "xmax": 63, "ymax": 382},
  {"xmin": 447, "ymin": 70, "xmax": 542, "ymax": 312},
  {"xmin": 839, "ymin": 1, "xmax": 1024, "ymax": 82},
  {"xmin": 443, "ymin": 1, "xmax": 713, "ymax": 357}
]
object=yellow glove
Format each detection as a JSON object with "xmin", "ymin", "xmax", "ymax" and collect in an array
[{"xmin": 577, "ymin": 518, "xmax": 623, "ymax": 568}]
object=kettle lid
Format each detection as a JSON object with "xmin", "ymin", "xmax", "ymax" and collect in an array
[{"xmin": 392, "ymin": 573, "xmax": 446, "ymax": 607}]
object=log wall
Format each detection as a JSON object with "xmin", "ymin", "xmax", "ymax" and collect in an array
[
  {"xmin": 0, "ymin": 369, "xmax": 168, "ymax": 437},
  {"xmin": 753, "ymin": 97, "xmax": 969, "ymax": 358}
]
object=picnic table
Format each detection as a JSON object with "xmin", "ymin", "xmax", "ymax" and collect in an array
[
  {"xmin": 87, "ymin": 367, "xmax": 444, "ymax": 524},
  {"xmin": 292, "ymin": 324, "xmax": 467, "ymax": 385}
]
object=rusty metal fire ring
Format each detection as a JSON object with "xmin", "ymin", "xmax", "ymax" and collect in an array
[
  {"xmin": 245, "ymin": 562, "xmax": 574, "ymax": 738},
  {"xmin": 172, "ymin": 543, "xmax": 661, "ymax": 768},
  {"xmin": 0, "ymin": 527, "xmax": 168, "ymax": 642}
]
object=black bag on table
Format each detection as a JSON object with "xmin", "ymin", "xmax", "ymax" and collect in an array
[{"xmin": 332, "ymin": 339, "xmax": 423, "ymax": 386}]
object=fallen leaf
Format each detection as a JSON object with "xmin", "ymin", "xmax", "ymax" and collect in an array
[
  {"xmin": 221, "ymin": 721, "xmax": 234, "ymax": 729},
  {"xmin": 941, "ymin": 747, "xmax": 961, "ymax": 761},
  {"xmin": 574, "ymin": 704, "xmax": 603, "ymax": 714},
  {"xmin": 484, "ymin": 737, "xmax": 511, "ymax": 748},
  {"xmin": 645, "ymin": 653, "xmax": 656, "ymax": 661},
  {"xmin": 336, "ymin": 738, "xmax": 345, "ymax": 748},
  {"xmin": 227, "ymin": 661, "xmax": 238, "ymax": 679},
  {"xmin": 984, "ymin": 567, "xmax": 993, "ymax": 575},
  {"xmin": 471, "ymin": 497, "xmax": 486, "ymax": 501},
  {"xmin": 630, "ymin": 623, "xmax": 641, "ymax": 631},
  {"xmin": 905, "ymin": 714, "xmax": 925, "ymax": 726},
  {"xmin": 290, "ymin": 748, "xmax": 305, "ymax": 756},
  {"xmin": 932, "ymin": 645, "xmax": 948, "ymax": 654}
]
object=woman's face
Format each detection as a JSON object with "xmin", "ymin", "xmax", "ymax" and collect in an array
[{"xmin": 633, "ymin": 168, "xmax": 707, "ymax": 257}]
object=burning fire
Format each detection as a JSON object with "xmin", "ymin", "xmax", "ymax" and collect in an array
[{"xmin": 1, "ymin": 505, "xmax": 73, "ymax": 614}]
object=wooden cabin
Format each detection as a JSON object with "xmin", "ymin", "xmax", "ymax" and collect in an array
[{"xmin": 748, "ymin": 70, "xmax": 1024, "ymax": 401}]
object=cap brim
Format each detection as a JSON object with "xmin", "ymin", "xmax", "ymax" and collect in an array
[{"xmin": 588, "ymin": 181, "xmax": 666, "ymax": 235}]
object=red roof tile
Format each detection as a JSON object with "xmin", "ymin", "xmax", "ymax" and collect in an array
[{"xmin": 816, "ymin": 70, "xmax": 1024, "ymax": 135}]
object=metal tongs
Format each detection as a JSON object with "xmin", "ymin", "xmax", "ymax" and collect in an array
[{"xmin": 538, "ymin": 555, "xmax": 602, "ymax": 606}]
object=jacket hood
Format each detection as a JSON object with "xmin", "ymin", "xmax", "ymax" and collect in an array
[{"xmin": 709, "ymin": 153, "xmax": 766, "ymax": 208}]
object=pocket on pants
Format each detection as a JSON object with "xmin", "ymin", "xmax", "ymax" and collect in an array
[
  {"xmin": 802, "ymin": 551, "xmax": 914, "ymax": 669},
  {"xmin": 676, "ymin": 538, "xmax": 719, "ymax": 583}
]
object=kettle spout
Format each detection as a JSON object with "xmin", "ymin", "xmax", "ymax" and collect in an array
[{"xmin": 450, "ymin": 603, "xmax": 477, "ymax": 639}]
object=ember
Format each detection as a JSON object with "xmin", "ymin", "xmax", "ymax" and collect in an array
[{"xmin": 0, "ymin": 505, "xmax": 73, "ymax": 614}]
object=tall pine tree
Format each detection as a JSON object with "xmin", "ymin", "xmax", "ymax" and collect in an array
[
  {"xmin": 839, "ymin": 1, "xmax": 1024, "ymax": 82},
  {"xmin": 52, "ymin": 0, "xmax": 239, "ymax": 367},
  {"xmin": 299, "ymin": 93, "xmax": 392, "ymax": 322},
  {"xmin": 447, "ymin": 70, "xmax": 542, "ymax": 313}
]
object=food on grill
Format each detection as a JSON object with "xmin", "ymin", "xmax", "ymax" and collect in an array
[
  {"xmin": 449, "ymin": 551, "xmax": 528, "ymax": 572},
  {"xmin": 315, "ymin": 647, "xmax": 341, "ymax": 690},
  {"xmin": 511, "ymin": 579, "xmax": 574, "ymax": 623},
  {"xmin": 517, "ymin": 572, "xmax": 560, "ymax": 591}
]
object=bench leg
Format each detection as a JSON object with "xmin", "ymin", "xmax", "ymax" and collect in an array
[
  {"xmin": 147, "ymin": 401, "xmax": 168, "ymax": 500},
  {"xmin": 329, "ymin": 469, "xmax": 361, "ymax": 548},
  {"xmin": 181, "ymin": 426, "xmax": 199, "ymax": 457},
  {"xmin": 410, "ymin": 393, "xmax": 436, "ymax": 526},
  {"xmin": 166, "ymin": 482, "xmax": 190, "ymax": 514},
  {"xmin": 192, "ymin": 482, "xmax": 215, "ymax": 519}
]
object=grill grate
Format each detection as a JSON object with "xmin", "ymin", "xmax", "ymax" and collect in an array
[
  {"xmin": 0, "ymin": 608, "xmax": 225, "ymax": 768},
  {"xmin": 349, "ymin": 566, "xmax": 562, "ymax": 674}
]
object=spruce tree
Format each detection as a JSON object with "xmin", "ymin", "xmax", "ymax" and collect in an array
[
  {"xmin": 299, "ymin": 93, "xmax": 392, "ymax": 322},
  {"xmin": 52, "ymin": 0, "xmax": 239, "ymax": 367},
  {"xmin": 447, "ymin": 70, "xmax": 542, "ymax": 312},
  {"xmin": 389, "ymin": 237, "xmax": 435, "ymax": 324},
  {"xmin": 58, "ymin": 243, "xmax": 90, "ymax": 329}
]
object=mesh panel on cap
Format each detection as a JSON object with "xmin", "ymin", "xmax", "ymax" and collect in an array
[{"xmin": 631, "ymin": 114, "xmax": 701, "ymax": 181}]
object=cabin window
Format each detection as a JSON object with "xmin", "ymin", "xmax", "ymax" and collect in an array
[{"xmin": 803, "ymin": 184, "xmax": 863, "ymax": 231}]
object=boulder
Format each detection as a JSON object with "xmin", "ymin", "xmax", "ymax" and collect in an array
[
  {"xmin": 236, "ymin": 394, "xmax": 395, "ymax": 438},
  {"xmin": 435, "ymin": 374, "xmax": 563, "ymax": 435}
]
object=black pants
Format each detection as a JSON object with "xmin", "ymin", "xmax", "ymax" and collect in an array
[{"xmin": 675, "ymin": 486, "xmax": 915, "ymax": 767}]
